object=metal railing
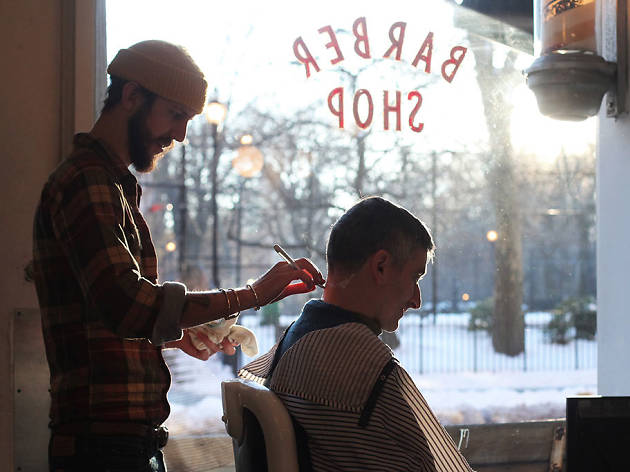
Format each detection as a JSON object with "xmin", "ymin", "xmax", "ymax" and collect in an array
[{"xmin": 237, "ymin": 311, "xmax": 597, "ymax": 375}]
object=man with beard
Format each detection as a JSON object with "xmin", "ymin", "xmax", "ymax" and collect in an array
[
  {"xmin": 32, "ymin": 40, "xmax": 324, "ymax": 472},
  {"xmin": 240, "ymin": 197, "xmax": 473, "ymax": 471}
]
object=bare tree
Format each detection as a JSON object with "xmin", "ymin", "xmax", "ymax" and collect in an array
[{"xmin": 470, "ymin": 39, "xmax": 525, "ymax": 356}]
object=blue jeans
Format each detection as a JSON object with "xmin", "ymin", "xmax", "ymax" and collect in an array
[{"xmin": 49, "ymin": 432, "xmax": 167, "ymax": 472}]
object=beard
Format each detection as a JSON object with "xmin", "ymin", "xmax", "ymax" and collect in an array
[{"xmin": 127, "ymin": 100, "xmax": 173, "ymax": 173}]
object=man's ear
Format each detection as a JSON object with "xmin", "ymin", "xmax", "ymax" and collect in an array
[
  {"xmin": 368, "ymin": 249, "xmax": 392, "ymax": 285},
  {"xmin": 120, "ymin": 81, "xmax": 146, "ymax": 113}
]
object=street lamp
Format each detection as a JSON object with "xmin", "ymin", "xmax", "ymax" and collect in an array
[
  {"xmin": 486, "ymin": 229, "xmax": 498, "ymax": 299},
  {"xmin": 205, "ymin": 101, "xmax": 227, "ymax": 129},
  {"xmin": 232, "ymin": 135, "xmax": 264, "ymax": 178},
  {"xmin": 226, "ymin": 137, "xmax": 264, "ymax": 376},
  {"xmin": 205, "ymin": 100, "xmax": 227, "ymax": 288},
  {"xmin": 232, "ymin": 136, "xmax": 264, "ymax": 285}
]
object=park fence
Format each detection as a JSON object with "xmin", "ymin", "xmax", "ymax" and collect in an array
[{"xmin": 236, "ymin": 310, "xmax": 597, "ymax": 375}]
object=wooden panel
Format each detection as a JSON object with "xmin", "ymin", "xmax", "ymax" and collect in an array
[
  {"xmin": 474, "ymin": 464, "xmax": 549, "ymax": 472},
  {"xmin": 164, "ymin": 421, "xmax": 567, "ymax": 471},
  {"xmin": 13, "ymin": 308, "xmax": 51, "ymax": 472},
  {"xmin": 164, "ymin": 421, "xmax": 565, "ymax": 471},
  {"xmin": 446, "ymin": 420, "xmax": 566, "ymax": 472},
  {"xmin": 165, "ymin": 434, "xmax": 235, "ymax": 472}
]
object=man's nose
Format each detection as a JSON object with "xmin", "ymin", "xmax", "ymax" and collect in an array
[
  {"xmin": 407, "ymin": 284, "xmax": 421, "ymax": 310},
  {"xmin": 173, "ymin": 120, "xmax": 188, "ymax": 142}
]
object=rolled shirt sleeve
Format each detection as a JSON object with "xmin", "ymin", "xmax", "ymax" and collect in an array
[{"xmin": 151, "ymin": 281, "xmax": 186, "ymax": 345}]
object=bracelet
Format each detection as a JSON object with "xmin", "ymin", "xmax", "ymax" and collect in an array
[
  {"xmin": 219, "ymin": 288, "xmax": 232, "ymax": 317},
  {"xmin": 246, "ymin": 284, "xmax": 261, "ymax": 310},
  {"xmin": 225, "ymin": 288, "xmax": 240, "ymax": 320}
]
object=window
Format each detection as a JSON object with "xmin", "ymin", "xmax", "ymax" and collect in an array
[{"xmin": 107, "ymin": 0, "xmax": 596, "ymax": 460}]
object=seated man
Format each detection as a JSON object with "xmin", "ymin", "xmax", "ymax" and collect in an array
[{"xmin": 240, "ymin": 196, "xmax": 472, "ymax": 471}]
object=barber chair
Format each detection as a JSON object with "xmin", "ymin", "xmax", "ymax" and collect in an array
[{"xmin": 221, "ymin": 379, "xmax": 299, "ymax": 472}]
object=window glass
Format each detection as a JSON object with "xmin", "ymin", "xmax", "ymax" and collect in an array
[{"xmin": 107, "ymin": 0, "xmax": 596, "ymax": 447}]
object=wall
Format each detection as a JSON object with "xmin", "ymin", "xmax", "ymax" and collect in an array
[
  {"xmin": 597, "ymin": 115, "xmax": 630, "ymax": 395},
  {"xmin": 597, "ymin": 0, "xmax": 630, "ymax": 396},
  {"xmin": 0, "ymin": 1, "xmax": 62, "ymax": 468},
  {"xmin": 0, "ymin": 0, "xmax": 102, "ymax": 467}
]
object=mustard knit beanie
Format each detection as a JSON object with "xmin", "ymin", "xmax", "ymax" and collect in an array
[{"xmin": 107, "ymin": 40, "xmax": 207, "ymax": 115}]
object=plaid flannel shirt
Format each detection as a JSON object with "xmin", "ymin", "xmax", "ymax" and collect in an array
[{"xmin": 33, "ymin": 133, "xmax": 186, "ymax": 427}]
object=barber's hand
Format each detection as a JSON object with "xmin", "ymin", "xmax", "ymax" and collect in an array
[
  {"xmin": 164, "ymin": 329, "xmax": 237, "ymax": 360},
  {"xmin": 252, "ymin": 258, "xmax": 325, "ymax": 305}
]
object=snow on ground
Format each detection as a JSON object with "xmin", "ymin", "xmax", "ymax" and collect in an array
[
  {"xmin": 163, "ymin": 309, "xmax": 598, "ymax": 436},
  {"xmin": 163, "ymin": 354, "xmax": 596, "ymax": 436},
  {"xmin": 164, "ymin": 356, "xmax": 232, "ymax": 436},
  {"xmin": 414, "ymin": 369, "xmax": 596, "ymax": 425}
]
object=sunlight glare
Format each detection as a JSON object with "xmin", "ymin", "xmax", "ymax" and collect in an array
[{"xmin": 510, "ymin": 83, "xmax": 595, "ymax": 164}]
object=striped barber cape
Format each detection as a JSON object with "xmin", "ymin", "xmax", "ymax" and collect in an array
[{"xmin": 240, "ymin": 299, "xmax": 473, "ymax": 472}]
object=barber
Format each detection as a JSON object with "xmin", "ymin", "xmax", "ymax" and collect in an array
[{"xmin": 32, "ymin": 40, "xmax": 324, "ymax": 472}]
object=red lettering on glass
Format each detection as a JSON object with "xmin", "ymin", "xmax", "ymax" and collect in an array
[
  {"xmin": 441, "ymin": 45, "xmax": 467, "ymax": 83},
  {"xmin": 293, "ymin": 36, "xmax": 321, "ymax": 78},
  {"xmin": 328, "ymin": 87, "xmax": 344, "ymax": 128},
  {"xmin": 353, "ymin": 89, "xmax": 374, "ymax": 129},
  {"xmin": 383, "ymin": 91, "xmax": 402, "ymax": 131},
  {"xmin": 383, "ymin": 22, "xmax": 407, "ymax": 61},
  {"xmin": 295, "ymin": 17, "xmax": 469, "ymax": 131},
  {"xmin": 408, "ymin": 91, "xmax": 424, "ymax": 133},
  {"xmin": 318, "ymin": 25, "xmax": 345, "ymax": 65},
  {"xmin": 412, "ymin": 32, "xmax": 434, "ymax": 73},
  {"xmin": 353, "ymin": 17, "xmax": 371, "ymax": 59}
]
